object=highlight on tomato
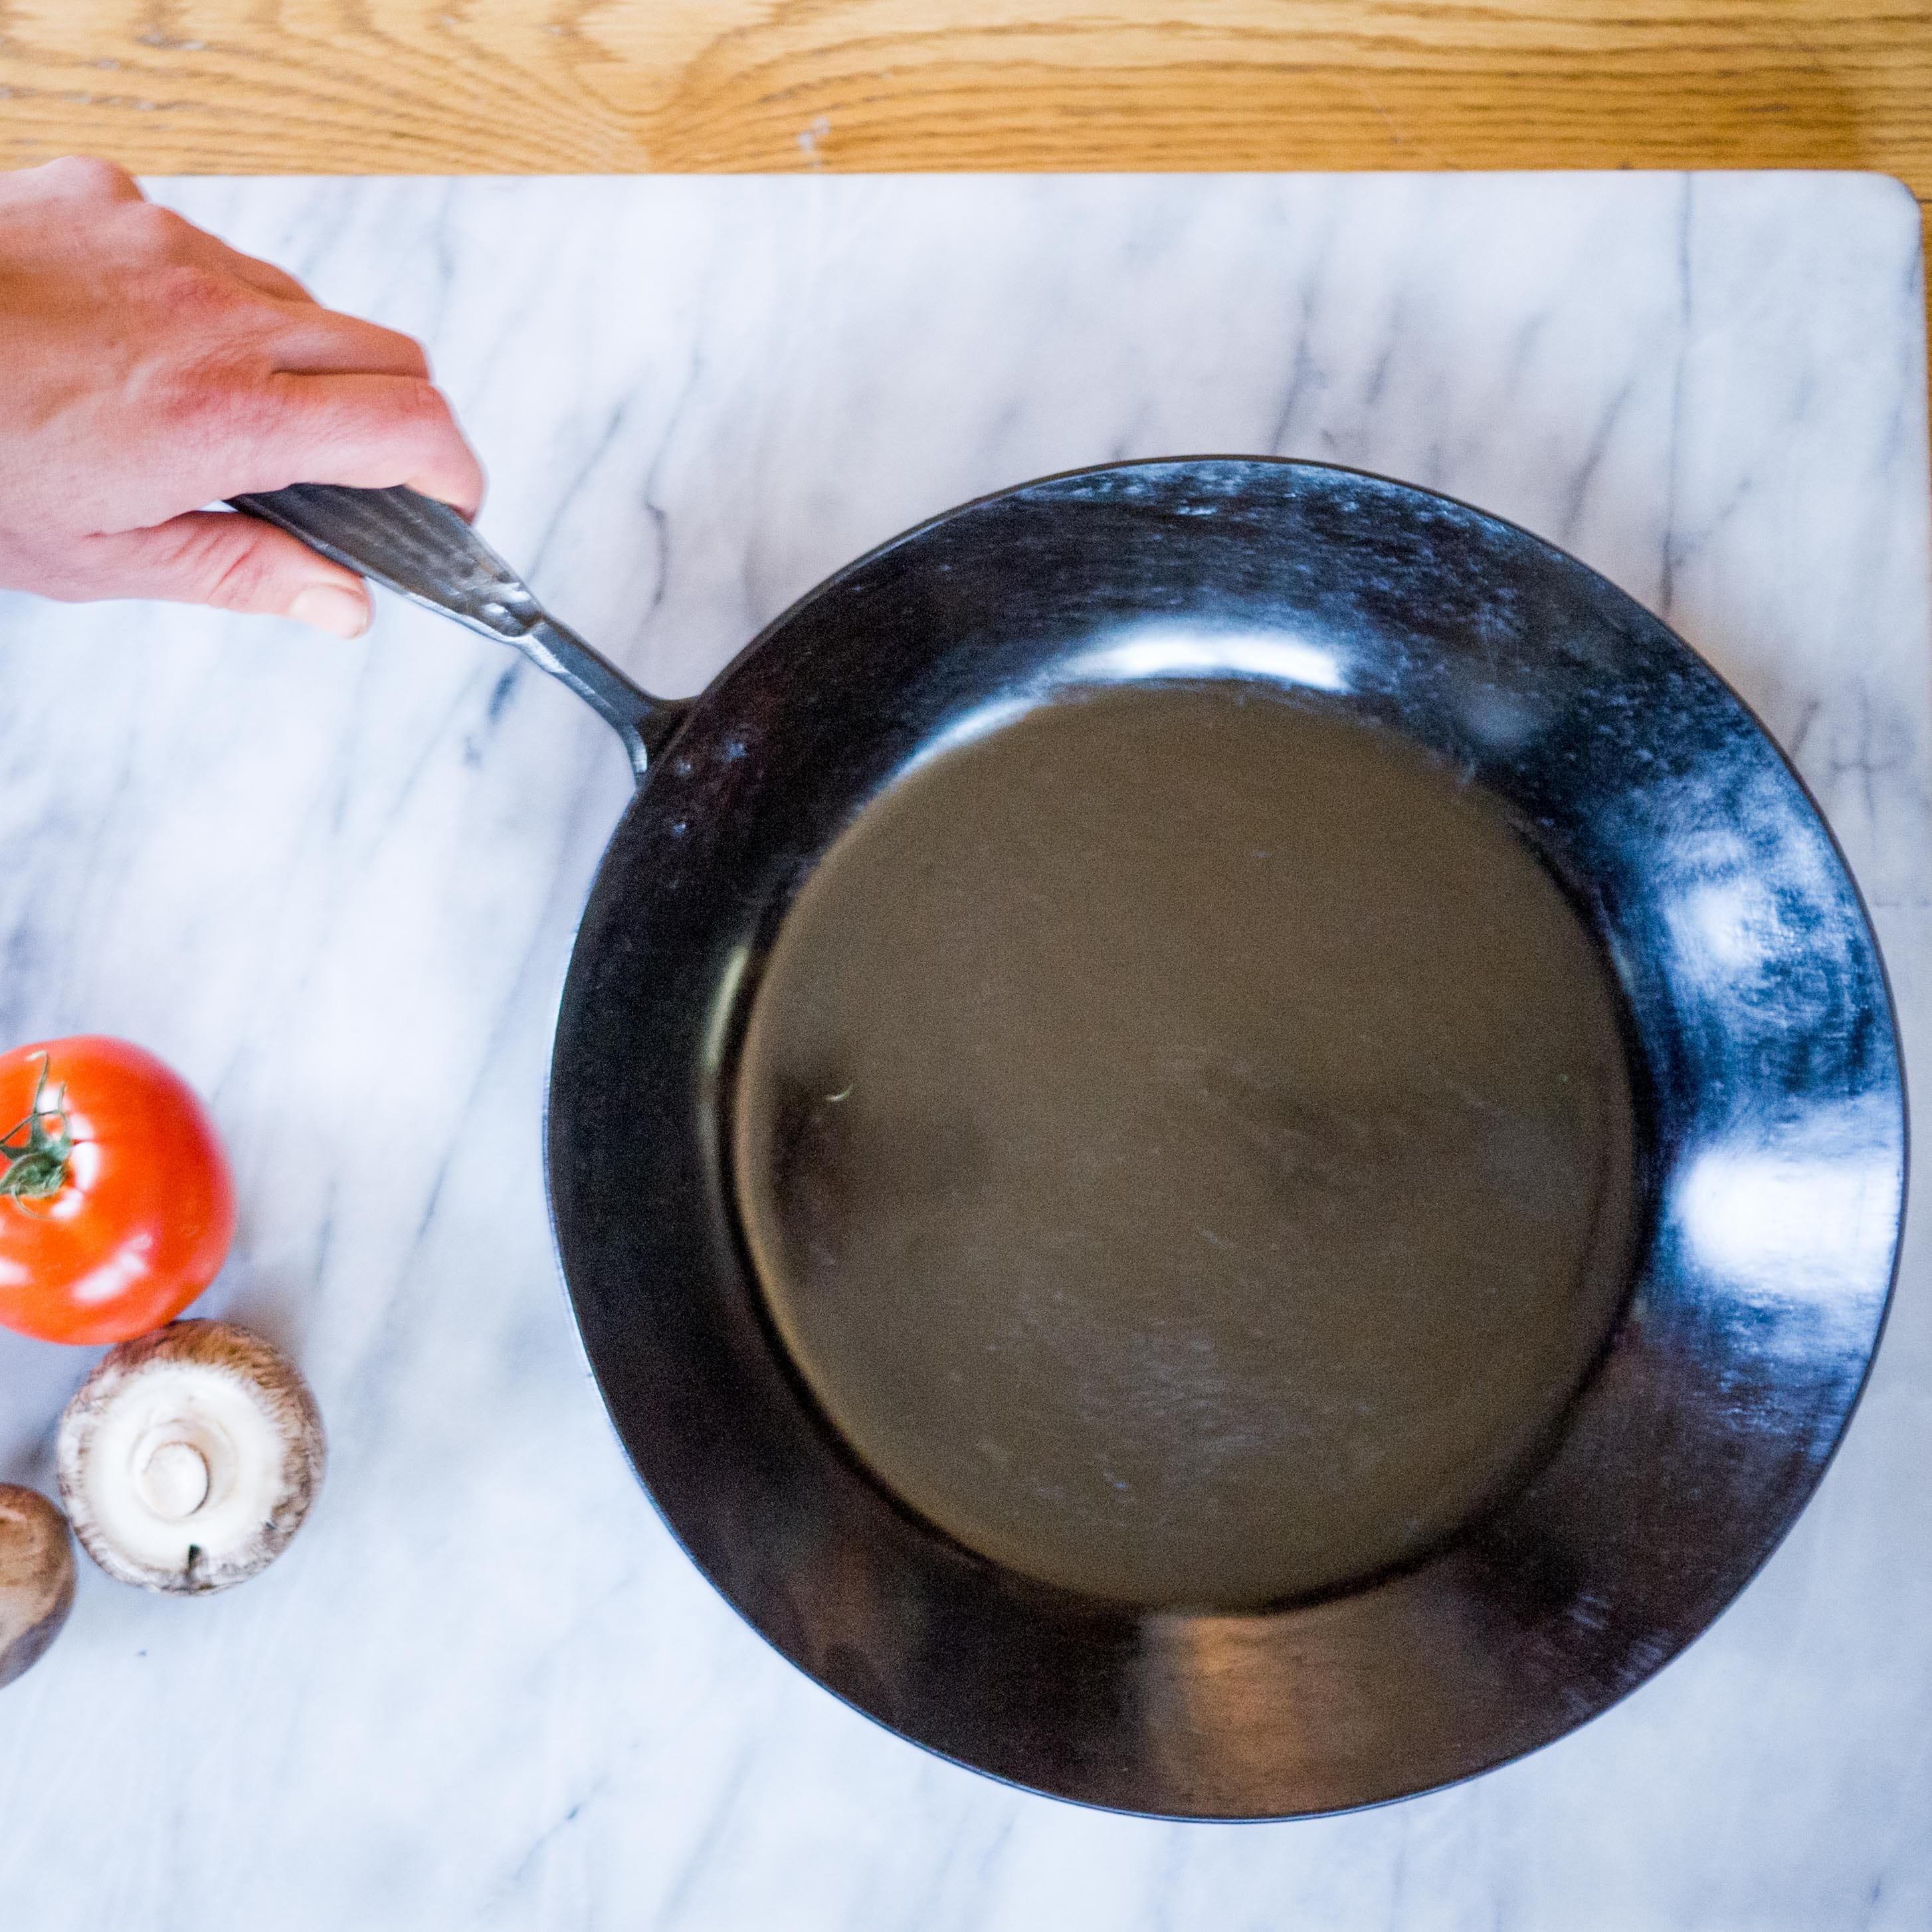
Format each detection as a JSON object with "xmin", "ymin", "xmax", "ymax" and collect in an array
[{"xmin": 0, "ymin": 1037, "xmax": 236, "ymax": 1345}]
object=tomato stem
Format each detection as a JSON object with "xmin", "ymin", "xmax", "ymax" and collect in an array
[{"xmin": 0, "ymin": 1055, "xmax": 73, "ymax": 1203}]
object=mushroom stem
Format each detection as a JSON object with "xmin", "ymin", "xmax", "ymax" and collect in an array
[{"xmin": 138, "ymin": 1440, "xmax": 211, "ymax": 1520}]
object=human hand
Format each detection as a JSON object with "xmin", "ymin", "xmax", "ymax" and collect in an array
[{"xmin": 0, "ymin": 157, "xmax": 484, "ymax": 637}]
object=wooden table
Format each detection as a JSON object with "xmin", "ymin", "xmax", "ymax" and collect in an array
[{"xmin": 2, "ymin": 2, "xmax": 1927, "ymax": 328}]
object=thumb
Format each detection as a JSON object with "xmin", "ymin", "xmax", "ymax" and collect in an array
[{"xmin": 72, "ymin": 511, "xmax": 373, "ymax": 637}]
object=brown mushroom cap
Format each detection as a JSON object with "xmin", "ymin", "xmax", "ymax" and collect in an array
[
  {"xmin": 57, "ymin": 1320, "xmax": 326, "ymax": 1595},
  {"xmin": 0, "ymin": 1484, "xmax": 76, "ymax": 1688}
]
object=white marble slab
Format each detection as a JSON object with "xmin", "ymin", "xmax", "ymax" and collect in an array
[{"xmin": 0, "ymin": 173, "xmax": 1927, "ymax": 1930}]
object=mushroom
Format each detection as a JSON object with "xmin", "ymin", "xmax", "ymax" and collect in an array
[
  {"xmin": 0, "ymin": 1484, "xmax": 75, "ymax": 1686},
  {"xmin": 57, "ymin": 1320, "xmax": 326, "ymax": 1595}
]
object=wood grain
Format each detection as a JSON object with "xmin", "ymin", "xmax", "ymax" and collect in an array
[
  {"xmin": 0, "ymin": 3, "xmax": 1921, "ymax": 181},
  {"xmin": 1, "ymin": 2, "xmax": 1927, "ymax": 343}
]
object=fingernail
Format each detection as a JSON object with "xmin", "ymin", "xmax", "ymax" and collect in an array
[{"xmin": 289, "ymin": 583, "xmax": 371, "ymax": 638}]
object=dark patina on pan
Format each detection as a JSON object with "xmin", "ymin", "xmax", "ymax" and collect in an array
[{"xmin": 238, "ymin": 459, "xmax": 1905, "ymax": 1818}]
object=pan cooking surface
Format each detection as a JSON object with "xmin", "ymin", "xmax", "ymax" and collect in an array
[{"xmin": 735, "ymin": 683, "xmax": 1639, "ymax": 1606}]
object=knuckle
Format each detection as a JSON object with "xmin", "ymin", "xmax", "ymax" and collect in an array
[
  {"xmin": 123, "ymin": 201, "xmax": 197, "ymax": 256},
  {"xmin": 209, "ymin": 374, "xmax": 284, "ymax": 451},
  {"xmin": 35, "ymin": 154, "xmax": 139, "ymax": 201},
  {"xmin": 387, "ymin": 375, "xmax": 444, "ymax": 425},
  {"xmin": 147, "ymin": 261, "xmax": 237, "ymax": 319},
  {"xmin": 403, "ymin": 383, "xmax": 468, "ymax": 458},
  {"xmin": 179, "ymin": 524, "xmax": 274, "ymax": 611},
  {"xmin": 147, "ymin": 365, "xmax": 276, "ymax": 470},
  {"xmin": 352, "ymin": 379, "xmax": 461, "ymax": 475},
  {"xmin": 383, "ymin": 332, "xmax": 432, "ymax": 380}
]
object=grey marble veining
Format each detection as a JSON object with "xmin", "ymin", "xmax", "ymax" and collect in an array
[{"xmin": 0, "ymin": 173, "xmax": 1926, "ymax": 1929}]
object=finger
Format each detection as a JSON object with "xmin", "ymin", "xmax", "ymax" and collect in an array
[
  {"xmin": 59, "ymin": 512, "xmax": 373, "ymax": 636},
  {"xmin": 256, "ymin": 308, "xmax": 433, "ymax": 381},
  {"xmin": 221, "ymin": 371, "xmax": 486, "ymax": 515},
  {"xmin": 189, "ymin": 231, "xmax": 316, "ymax": 306},
  {"xmin": 26, "ymin": 155, "xmax": 144, "ymax": 205}
]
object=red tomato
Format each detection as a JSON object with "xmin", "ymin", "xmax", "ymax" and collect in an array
[{"xmin": 0, "ymin": 1037, "xmax": 236, "ymax": 1345}]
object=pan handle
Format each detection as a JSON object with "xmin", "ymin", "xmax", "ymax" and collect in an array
[{"xmin": 229, "ymin": 483, "xmax": 682, "ymax": 780}]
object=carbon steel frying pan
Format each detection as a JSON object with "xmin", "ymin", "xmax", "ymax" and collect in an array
[{"xmin": 235, "ymin": 459, "xmax": 1904, "ymax": 1818}]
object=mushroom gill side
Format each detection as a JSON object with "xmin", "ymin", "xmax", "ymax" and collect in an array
[{"xmin": 57, "ymin": 1320, "xmax": 326, "ymax": 1596}]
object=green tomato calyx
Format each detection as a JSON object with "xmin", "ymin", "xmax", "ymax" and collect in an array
[{"xmin": 0, "ymin": 1056, "xmax": 74, "ymax": 1203}]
